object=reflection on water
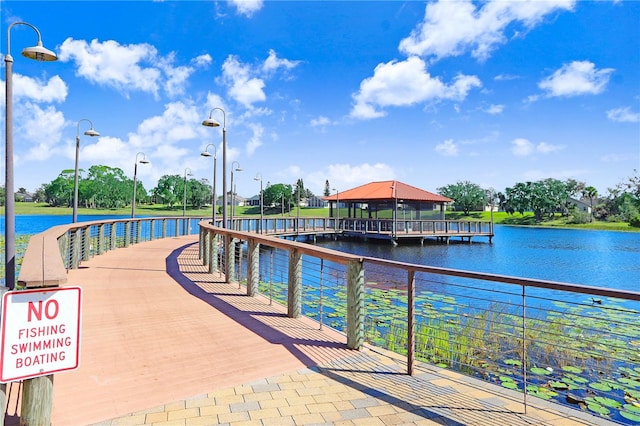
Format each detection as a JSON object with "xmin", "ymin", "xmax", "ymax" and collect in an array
[{"xmin": 313, "ymin": 225, "xmax": 640, "ymax": 292}]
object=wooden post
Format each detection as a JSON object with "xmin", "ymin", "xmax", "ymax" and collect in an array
[
  {"xmin": 247, "ymin": 240, "xmax": 259, "ymax": 296},
  {"xmin": 228, "ymin": 238, "xmax": 237, "ymax": 283},
  {"xmin": 20, "ymin": 375, "xmax": 54, "ymax": 426},
  {"xmin": 407, "ymin": 270, "xmax": 415, "ymax": 375},
  {"xmin": 82, "ymin": 227, "xmax": 91, "ymax": 261},
  {"xmin": 136, "ymin": 220, "xmax": 142, "ymax": 243},
  {"xmin": 287, "ymin": 248, "xmax": 302, "ymax": 318},
  {"xmin": 209, "ymin": 232, "xmax": 218, "ymax": 274},
  {"xmin": 200, "ymin": 228, "xmax": 207, "ymax": 264},
  {"xmin": 124, "ymin": 222, "xmax": 131, "ymax": 247},
  {"xmin": 110, "ymin": 223, "xmax": 116, "ymax": 250},
  {"xmin": 346, "ymin": 259, "xmax": 364, "ymax": 350},
  {"xmin": 97, "ymin": 223, "xmax": 104, "ymax": 255}
]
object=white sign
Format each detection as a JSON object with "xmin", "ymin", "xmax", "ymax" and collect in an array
[{"xmin": 0, "ymin": 287, "xmax": 82, "ymax": 383}]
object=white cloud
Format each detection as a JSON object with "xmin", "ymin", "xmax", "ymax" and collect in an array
[
  {"xmin": 350, "ymin": 56, "xmax": 481, "ymax": 119},
  {"xmin": 511, "ymin": 138, "xmax": 564, "ymax": 156},
  {"xmin": 263, "ymin": 49, "xmax": 300, "ymax": 74},
  {"xmin": 58, "ymin": 38, "xmax": 201, "ymax": 99},
  {"xmin": 607, "ymin": 107, "xmax": 640, "ymax": 123},
  {"xmin": 511, "ymin": 138, "xmax": 533, "ymax": 156},
  {"xmin": 192, "ymin": 54, "xmax": 212, "ymax": 68},
  {"xmin": 19, "ymin": 104, "xmax": 66, "ymax": 161},
  {"xmin": 538, "ymin": 61, "xmax": 614, "ymax": 98},
  {"xmin": 221, "ymin": 55, "xmax": 266, "ymax": 108},
  {"xmin": 485, "ymin": 104, "xmax": 504, "ymax": 115},
  {"xmin": 12, "ymin": 74, "xmax": 68, "ymax": 103},
  {"xmin": 310, "ymin": 116, "xmax": 331, "ymax": 127},
  {"xmin": 399, "ymin": 0, "xmax": 575, "ymax": 62},
  {"xmin": 245, "ymin": 123, "xmax": 264, "ymax": 156},
  {"xmin": 435, "ymin": 139, "xmax": 459, "ymax": 156},
  {"xmin": 307, "ymin": 163, "xmax": 395, "ymax": 192},
  {"xmin": 230, "ymin": 0, "xmax": 263, "ymax": 17}
]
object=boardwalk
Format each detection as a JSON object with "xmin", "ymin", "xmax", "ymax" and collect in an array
[{"xmin": 5, "ymin": 236, "xmax": 611, "ymax": 425}]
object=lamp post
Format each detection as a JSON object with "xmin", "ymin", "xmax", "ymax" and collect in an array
[
  {"xmin": 4, "ymin": 22, "xmax": 57, "ymax": 290},
  {"xmin": 254, "ymin": 174, "xmax": 263, "ymax": 233},
  {"xmin": 73, "ymin": 119, "xmax": 100, "ymax": 223},
  {"xmin": 202, "ymin": 108, "xmax": 227, "ymax": 228},
  {"xmin": 131, "ymin": 152, "xmax": 149, "ymax": 218},
  {"xmin": 230, "ymin": 161, "xmax": 242, "ymax": 221},
  {"xmin": 201, "ymin": 144, "xmax": 217, "ymax": 225},
  {"xmin": 183, "ymin": 168, "xmax": 192, "ymax": 217}
]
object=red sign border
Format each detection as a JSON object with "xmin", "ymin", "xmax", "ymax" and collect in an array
[{"xmin": 0, "ymin": 286, "xmax": 82, "ymax": 383}]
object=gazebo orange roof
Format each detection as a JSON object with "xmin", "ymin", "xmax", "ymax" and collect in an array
[{"xmin": 324, "ymin": 180, "xmax": 452, "ymax": 203}]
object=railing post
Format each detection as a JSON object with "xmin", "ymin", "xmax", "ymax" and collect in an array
[
  {"xmin": 124, "ymin": 222, "xmax": 131, "ymax": 247},
  {"xmin": 287, "ymin": 248, "xmax": 302, "ymax": 318},
  {"xmin": 162, "ymin": 219, "xmax": 167, "ymax": 239},
  {"xmin": 71, "ymin": 230, "xmax": 80, "ymax": 269},
  {"xmin": 97, "ymin": 224, "xmax": 104, "ymax": 255},
  {"xmin": 82, "ymin": 226, "xmax": 91, "ymax": 260},
  {"xmin": 247, "ymin": 239, "xmax": 259, "ymax": 297},
  {"xmin": 346, "ymin": 258, "xmax": 364, "ymax": 350},
  {"xmin": 228, "ymin": 238, "xmax": 237, "ymax": 282},
  {"xmin": 201, "ymin": 228, "xmax": 208, "ymax": 266},
  {"xmin": 136, "ymin": 220, "xmax": 142, "ymax": 243},
  {"xmin": 407, "ymin": 270, "xmax": 415, "ymax": 375},
  {"xmin": 209, "ymin": 232, "xmax": 219, "ymax": 274},
  {"xmin": 110, "ymin": 223, "xmax": 117, "ymax": 250}
]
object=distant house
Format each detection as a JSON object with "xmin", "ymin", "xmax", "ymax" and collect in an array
[
  {"xmin": 246, "ymin": 195, "xmax": 261, "ymax": 207},
  {"xmin": 306, "ymin": 195, "xmax": 328, "ymax": 208},
  {"xmin": 568, "ymin": 198, "xmax": 592, "ymax": 215},
  {"xmin": 15, "ymin": 192, "xmax": 34, "ymax": 202}
]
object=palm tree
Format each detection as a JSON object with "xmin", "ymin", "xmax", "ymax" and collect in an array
[{"xmin": 582, "ymin": 186, "xmax": 598, "ymax": 222}]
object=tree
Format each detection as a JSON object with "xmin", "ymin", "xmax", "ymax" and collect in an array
[
  {"xmin": 44, "ymin": 172, "xmax": 74, "ymax": 207},
  {"xmin": 437, "ymin": 181, "xmax": 486, "ymax": 215},
  {"xmin": 262, "ymin": 183, "xmax": 293, "ymax": 212},
  {"xmin": 324, "ymin": 180, "xmax": 331, "ymax": 197},
  {"xmin": 188, "ymin": 178, "xmax": 211, "ymax": 210},
  {"xmin": 153, "ymin": 174, "xmax": 183, "ymax": 208},
  {"xmin": 582, "ymin": 186, "xmax": 598, "ymax": 222},
  {"xmin": 84, "ymin": 165, "xmax": 131, "ymax": 208},
  {"xmin": 505, "ymin": 178, "xmax": 570, "ymax": 221}
]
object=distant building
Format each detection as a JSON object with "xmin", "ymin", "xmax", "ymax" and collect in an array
[{"xmin": 323, "ymin": 180, "xmax": 452, "ymax": 220}]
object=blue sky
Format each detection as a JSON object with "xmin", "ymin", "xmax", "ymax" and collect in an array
[{"xmin": 2, "ymin": 0, "xmax": 639, "ymax": 199}]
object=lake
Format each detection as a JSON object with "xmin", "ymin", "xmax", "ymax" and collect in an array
[{"xmin": 2, "ymin": 215, "xmax": 639, "ymax": 291}]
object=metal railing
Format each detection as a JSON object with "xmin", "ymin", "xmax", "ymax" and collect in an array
[{"xmin": 199, "ymin": 221, "xmax": 640, "ymax": 424}]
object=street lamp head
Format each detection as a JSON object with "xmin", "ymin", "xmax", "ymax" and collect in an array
[
  {"xmin": 22, "ymin": 41, "xmax": 57, "ymax": 62},
  {"xmin": 139, "ymin": 158, "xmax": 150, "ymax": 164},
  {"xmin": 84, "ymin": 128, "xmax": 100, "ymax": 137},
  {"xmin": 200, "ymin": 151, "xmax": 212, "ymax": 157},
  {"xmin": 202, "ymin": 118, "xmax": 220, "ymax": 128}
]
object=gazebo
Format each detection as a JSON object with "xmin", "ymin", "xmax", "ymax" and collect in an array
[{"xmin": 324, "ymin": 180, "xmax": 452, "ymax": 220}]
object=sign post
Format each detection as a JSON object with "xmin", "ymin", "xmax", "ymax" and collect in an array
[{"xmin": 0, "ymin": 287, "xmax": 82, "ymax": 383}]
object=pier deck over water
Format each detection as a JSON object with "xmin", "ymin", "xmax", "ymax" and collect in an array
[{"xmin": 5, "ymin": 235, "xmax": 609, "ymax": 425}]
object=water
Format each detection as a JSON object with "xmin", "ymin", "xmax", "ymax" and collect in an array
[
  {"xmin": 3, "ymin": 215, "xmax": 639, "ymax": 291},
  {"xmin": 314, "ymin": 225, "xmax": 640, "ymax": 292}
]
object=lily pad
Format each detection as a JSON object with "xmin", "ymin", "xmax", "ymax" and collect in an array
[
  {"xmin": 586, "ymin": 403, "xmax": 610, "ymax": 416},
  {"xmin": 621, "ymin": 410, "xmax": 640, "ymax": 423},
  {"xmin": 530, "ymin": 367, "xmax": 552, "ymax": 375},
  {"xmin": 590, "ymin": 382, "xmax": 613, "ymax": 392},
  {"xmin": 504, "ymin": 359, "xmax": 522, "ymax": 367},
  {"xmin": 561, "ymin": 365, "xmax": 582, "ymax": 374}
]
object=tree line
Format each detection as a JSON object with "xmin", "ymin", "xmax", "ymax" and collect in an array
[
  {"xmin": 0, "ymin": 165, "xmax": 321, "ymax": 213},
  {"xmin": 437, "ymin": 170, "xmax": 640, "ymax": 227}
]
